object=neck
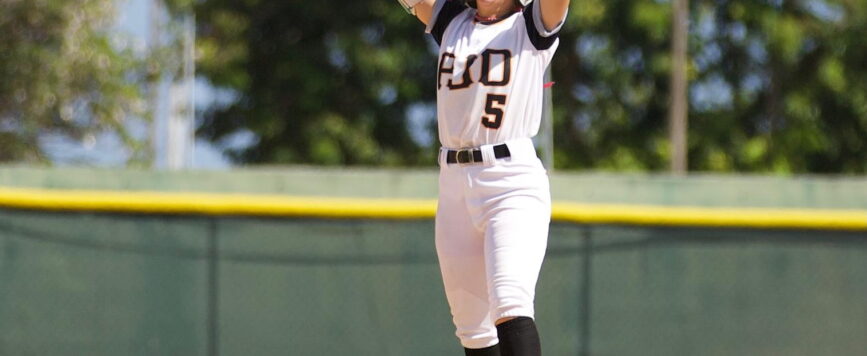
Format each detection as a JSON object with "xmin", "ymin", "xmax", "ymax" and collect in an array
[{"xmin": 476, "ymin": 4, "xmax": 517, "ymax": 19}]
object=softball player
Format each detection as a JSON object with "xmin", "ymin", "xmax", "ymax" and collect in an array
[{"xmin": 396, "ymin": 0, "xmax": 569, "ymax": 355}]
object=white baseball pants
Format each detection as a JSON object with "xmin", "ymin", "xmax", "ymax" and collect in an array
[{"xmin": 435, "ymin": 138, "xmax": 551, "ymax": 349}]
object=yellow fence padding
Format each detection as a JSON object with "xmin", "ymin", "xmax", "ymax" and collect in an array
[{"xmin": 1, "ymin": 186, "xmax": 865, "ymax": 230}]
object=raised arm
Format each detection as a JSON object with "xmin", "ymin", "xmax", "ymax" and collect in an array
[
  {"xmin": 397, "ymin": 0, "xmax": 437, "ymax": 26},
  {"xmin": 538, "ymin": 0, "xmax": 570, "ymax": 32}
]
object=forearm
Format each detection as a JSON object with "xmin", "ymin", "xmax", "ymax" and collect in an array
[
  {"xmin": 413, "ymin": 0, "xmax": 437, "ymax": 26},
  {"xmin": 538, "ymin": 0, "xmax": 570, "ymax": 32},
  {"xmin": 397, "ymin": 0, "xmax": 437, "ymax": 25}
]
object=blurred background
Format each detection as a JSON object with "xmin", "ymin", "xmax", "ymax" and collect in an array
[
  {"xmin": 1, "ymin": 0, "xmax": 867, "ymax": 355},
  {"xmin": 2, "ymin": 0, "xmax": 865, "ymax": 172}
]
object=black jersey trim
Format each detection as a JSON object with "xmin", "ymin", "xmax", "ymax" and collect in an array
[
  {"xmin": 523, "ymin": 0, "xmax": 559, "ymax": 50},
  {"xmin": 430, "ymin": 0, "xmax": 469, "ymax": 46}
]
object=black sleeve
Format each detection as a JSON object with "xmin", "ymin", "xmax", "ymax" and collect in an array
[
  {"xmin": 523, "ymin": 0, "xmax": 559, "ymax": 50},
  {"xmin": 430, "ymin": 0, "xmax": 468, "ymax": 46}
]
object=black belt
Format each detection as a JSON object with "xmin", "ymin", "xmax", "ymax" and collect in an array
[{"xmin": 446, "ymin": 144, "xmax": 511, "ymax": 164}]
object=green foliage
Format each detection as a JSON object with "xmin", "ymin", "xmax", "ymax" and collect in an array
[
  {"xmin": 551, "ymin": 0, "xmax": 867, "ymax": 173},
  {"xmin": 683, "ymin": 0, "xmax": 867, "ymax": 173},
  {"xmin": 0, "ymin": 0, "xmax": 148, "ymax": 163},
  {"xmin": 194, "ymin": 0, "xmax": 437, "ymax": 166}
]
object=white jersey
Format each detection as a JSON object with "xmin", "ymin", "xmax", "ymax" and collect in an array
[
  {"xmin": 425, "ymin": 1, "xmax": 567, "ymax": 350},
  {"xmin": 426, "ymin": 0, "xmax": 565, "ymax": 149}
]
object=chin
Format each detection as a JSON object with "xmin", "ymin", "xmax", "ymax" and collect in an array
[{"xmin": 482, "ymin": 0, "xmax": 515, "ymax": 7}]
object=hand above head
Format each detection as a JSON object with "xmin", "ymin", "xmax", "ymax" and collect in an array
[{"xmin": 397, "ymin": 0, "xmax": 437, "ymax": 25}]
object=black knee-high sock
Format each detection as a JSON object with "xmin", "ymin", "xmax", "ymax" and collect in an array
[
  {"xmin": 496, "ymin": 317, "xmax": 541, "ymax": 356},
  {"xmin": 465, "ymin": 344, "xmax": 500, "ymax": 356}
]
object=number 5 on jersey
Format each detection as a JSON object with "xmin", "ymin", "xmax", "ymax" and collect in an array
[{"xmin": 483, "ymin": 94, "xmax": 507, "ymax": 129}]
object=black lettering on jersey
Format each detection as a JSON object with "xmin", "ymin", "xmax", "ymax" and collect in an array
[
  {"xmin": 437, "ymin": 53, "xmax": 456, "ymax": 90},
  {"xmin": 447, "ymin": 55, "xmax": 478, "ymax": 90},
  {"xmin": 438, "ymin": 49, "xmax": 512, "ymax": 91},
  {"xmin": 480, "ymin": 49, "xmax": 512, "ymax": 87}
]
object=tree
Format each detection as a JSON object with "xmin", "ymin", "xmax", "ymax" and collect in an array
[
  {"xmin": 0, "ymin": 0, "xmax": 148, "ymax": 163},
  {"xmin": 686, "ymin": 0, "xmax": 867, "ymax": 173},
  {"xmin": 551, "ymin": 0, "xmax": 867, "ymax": 173},
  {"xmin": 194, "ymin": 0, "xmax": 438, "ymax": 166}
]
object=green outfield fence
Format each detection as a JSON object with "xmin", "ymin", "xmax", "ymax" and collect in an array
[{"xmin": 1, "ymin": 167, "xmax": 866, "ymax": 356}]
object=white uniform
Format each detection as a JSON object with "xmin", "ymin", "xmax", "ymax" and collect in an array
[{"xmin": 425, "ymin": 0, "xmax": 566, "ymax": 350}]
